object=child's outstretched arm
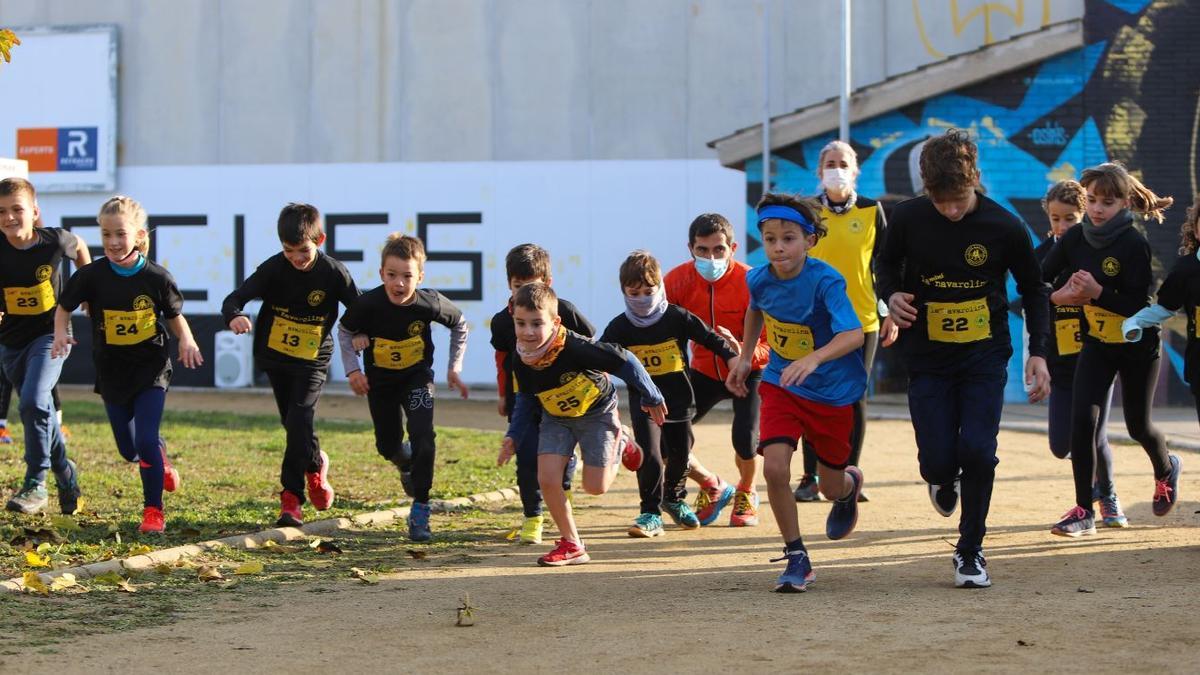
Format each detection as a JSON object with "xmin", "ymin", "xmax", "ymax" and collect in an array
[
  {"xmin": 221, "ymin": 268, "xmax": 267, "ymax": 334},
  {"xmin": 166, "ymin": 315, "xmax": 203, "ymax": 369},
  {"xmin": 612, "ymin": 350, "xmax": 667, "ymax": 425},
  {"xmin": 1123, "ymin": 305, "xmax": 1176, "ymax": 342},
  {"xmin": 778, "ymin": 328, "xmax": 863, "ymax": 389},
  {"xmin": 336, "ymin": 323, "xmax": 369, "ymax": 396},
  {"xmin": 445, "ymin": 313, "xmax": 469, "ymax": 399},
  {"xmin": 726, "ymin": 308, "xmax": 764, "ymax": 397},
  {"xmin": 50, "ymin": 307, "xmax": 75, "ymax": 359}
]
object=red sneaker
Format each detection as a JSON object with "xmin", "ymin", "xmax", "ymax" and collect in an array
[
  {"xmin": 138, "ymin": 506, "xmax": 165, "ymax": 534},
  {"xmin": 537, "ymin": 538, "xmax": 590, "ymax": 567},
  {"xmin": 277, "ymin": 490, "xmax": 304, "ymax": 528},
  {"xmin": 0, "ymin": 426, "xmax": 12, "ymax": 444},
  {"xmin": 160, "ymin": 438, "xmax": 181, "ymax": 493},
  {"xmin": 618, "ymin": 426, "xmax": 643, "ymax": 472},
  {"xmin": 305, "ymin": 450, "xmax": 335, "ymax": 511},
  {"xmin": 729, "ymin": 490, "xmax": 760, "ymax": 527}
]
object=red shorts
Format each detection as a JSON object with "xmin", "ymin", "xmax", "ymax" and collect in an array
[{"xmin": 757, "ymin": 381, "xmax": 854, "ymax": 469}]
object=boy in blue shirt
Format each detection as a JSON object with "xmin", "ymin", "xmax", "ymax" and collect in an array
[{"xmin": 727, "ymin": 193, "xmax": 867, "ymax": 593}]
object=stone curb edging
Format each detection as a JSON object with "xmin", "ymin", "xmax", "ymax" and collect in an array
[
  {"xmin": 869, "ymin": 412, "xmax": 1200, "ymax": 452},
  {"xmin": 2, "ymin": 486, "xmax": 519, "ymax": 593}
]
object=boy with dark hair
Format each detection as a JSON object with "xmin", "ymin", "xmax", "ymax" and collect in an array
[
  {"xmin": 664, "ymin": 213, "xmax": 771, "ymax": 527},
  {"xmin": 489, "ymin": 243, "xmax": 597, "ymax": 545},
  {"xmin": 222, "ymin": 202, "xmax": 360, "ymax": 527},
  {"xmin": 877, "ymin": 129, "xmax": 1051, "ymax": 588},
  {"xmin": 0, "ymin": 178, "xmax": 90, "ymax": 514}
]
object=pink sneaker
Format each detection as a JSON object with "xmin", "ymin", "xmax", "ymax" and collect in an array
[
  {"xmin": 729, "ymin": 490, "xmax": 760, "ymax": 527},
  {"xmin": 537, "ymin": 538, "xmax": 590, "ymax": 567},
  {"xmin": 160, "ymin": 439, "xmax": 180, "ymax": 493},
  {"xmin": 618, "ymin": 426, "xmax": 643, "ymax": 472},
  {"xmin": 305, "ymin": 450, "xmax": 335, "ymax": 511}
]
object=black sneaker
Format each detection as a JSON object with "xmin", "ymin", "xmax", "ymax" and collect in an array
[
  {"xmin": 793, "ymin": 474, "xmax": 821, "ymax": 502},
  {"xmin": 394, "ymin": 442, "xmax": 415, "ymax": 497},
  {"xmin": 825, "ymin": 467, "xmax": 863, "ymax": 540},
  {"xmin": 54, "ymin": 459, "xmax": 81, "ymax": 515},
  {"xmin": 1152, "ymin": 454, "xmax": 1182, "ymax": 517},
  {"xmin": 929, "ymin": 477, "xmax": 960, "ymax": 517},
  {"xmin": 953, "ymin": 549, "xmax": 991, "ymax": 588}
]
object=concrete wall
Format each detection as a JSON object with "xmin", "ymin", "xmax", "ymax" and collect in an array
[{"xmin": 2, "ymin": 0, "xmax": 1083, "ymax": 165}]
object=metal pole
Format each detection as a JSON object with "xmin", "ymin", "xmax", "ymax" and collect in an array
[
  {"xmin": 762, "ymin": 0, "xmax": 771, "ymax": 193},
  {"xmin": 839, "ymin": 0, "xmax": 851, "ymax": 142}
]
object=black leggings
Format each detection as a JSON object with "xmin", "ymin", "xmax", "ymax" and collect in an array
[
  {"xmin": 802, "ymin": 330, "xmax": 878, "ymax": 474},
  {"xmin": 1069, "ymin": 344, "xmax": 1171, "ymax": 509},
  {"xmin": 0, "ymin": 371, "xmax": 62, "ymax": 420},
  {"xmin": 265, "ymin": 367, "xmax": 327, "ymax": 503},
  {"xmin": 367, "ymin": 374, "xmax": 436, "ymax": 504},
  {"xmin": 1048, "ymin": 374, "xmax": 1115, "ymax": 494},
  {"xmin": 628, "ymin": 391, "xmax": 691, "ymax": 514},
  {"xmin": 691, "ymin": 369, "xmax": 760, "ymax": 461}
]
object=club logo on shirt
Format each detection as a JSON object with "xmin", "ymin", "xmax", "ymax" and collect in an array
[
  {"xmin": 132, "ymin": 295, "xmax": 154, "ymax": 311},
  {"xmin": 1102, "ymin": 257, "xmax": 1121, "ymax": 276},
  {"xmin": 560, "ymin": 372, "xmax": 577, "ymax": 385},
  {"xmin": 307, "ymin": 290, "xmax": 326, "ymax": 306},
  {"xmin": 848, "ymin": 219, "xmax": 863, "ymax": 234},
  {"xmin": 408, "ymin": 321, "xmax": 425, "ymax": 336},
  {"xmin": 35, "ymin": 265, "xmax": 53, "ymax": 282},
  {"xmin": 964, "ymin": 245, "xmax": 988, "ymax": 267}
]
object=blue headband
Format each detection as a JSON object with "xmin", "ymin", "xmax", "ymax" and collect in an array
[{"xmin": 757, "ymin": 205, "xmax": 814, "ymax": 234}]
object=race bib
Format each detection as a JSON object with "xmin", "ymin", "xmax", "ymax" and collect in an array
[
  {"xmin": 372, "ymin": 335, "xmax": 425, "ymax": 370},
  {"xmin": 1193, "ymin": 307, "xmax": 1199, "ymax": 338},
  {"xmin": 103, "ymin": 308, "xmax": 157, "ymax": 346},
  {"xmin": 1054, "ymin": 318, "xmax": 1082, "ymax": 356},
  {"xmin": 267, "ymin": 316, "xmax": 323, "ymax": 360},
  {"xmin": 629, "ymin": 340, "xmax": 685, "ymax": 376},
  {"xmin": 536, "ymin": 374, "xmax": 602, "ymax": 418},
  {"xmin": 3, "ymin": 280, "xmax": 55, "ymax": 316},
  {"xmin": 1083, "ymin": 305, "xmax": 1126, "ymax": 344},
  {"xmin": 926, "ymin": 299, "xmax": 991, "ymax": 343},
  {"xmin": 763, "ymin": 313, "xmax": 814, "ymax": 361}
]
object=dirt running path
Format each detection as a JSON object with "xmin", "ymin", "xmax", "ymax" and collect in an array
[{"xmin": 24, "ymin": 395, "xmax": 1200, "ymax": 673}]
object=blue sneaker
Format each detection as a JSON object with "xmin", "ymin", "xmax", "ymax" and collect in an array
[
  {"xmin": 1152, "ymin": 454, "xmax": 1182, "ymax": 517},
  {"xmin": 1050, "ymin": 505, "xmax": 1096, "ymax": 537},
  {"xmin": 825, "ymin": 466, "xmax": 863, "ymax": 540},
  {"xmin": 408, "ymin": 501, "xmax": 432, "ymax": 542},
  {"xmin": 662, "ymin": 500, "xmax": 700, "ymax": 530},
  {"xmin": 770, "ymin": 546, "xmax": 815, "ymax": 593},
  {"xmin": 627, "ymin": 512, "xmax": 664, "ymax": 538},
  {"xmin": 1099, "ymin": 494, "xmax": 1129, "ymax": 528},
  {"xmin": 693, "ymin": 479, "xmax": 735, "ymax": 526}
]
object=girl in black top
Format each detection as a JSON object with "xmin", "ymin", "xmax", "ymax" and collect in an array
[
  {"xmin": 1042, "ymin": 163, "xmax": 1181, "ymax": 537},
  {"xmin": 53, "ymin": 196, "xmax": 203, "ymax": 535}
]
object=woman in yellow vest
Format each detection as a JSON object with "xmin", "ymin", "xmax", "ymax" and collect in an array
[{"xmin": 794, "ymin": 140, "xmax": 897, "ymax": 502}]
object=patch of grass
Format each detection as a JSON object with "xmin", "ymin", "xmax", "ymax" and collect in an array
[{"xmin": 0, "ymin": 401, "xmax": 509, "ymax": 580}]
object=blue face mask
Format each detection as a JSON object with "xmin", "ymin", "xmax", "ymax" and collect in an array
[{"xmin": 693, "ymin": 255, "xmax": 729, "ymax": 282}]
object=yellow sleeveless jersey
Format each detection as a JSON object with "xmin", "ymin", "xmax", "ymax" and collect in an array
[{"xmin": 808, "ymin": 196, "xmax": 884, "ymax": 332}]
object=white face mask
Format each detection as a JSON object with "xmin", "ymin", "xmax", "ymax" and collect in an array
[{"xmin": 822, "ymin": 168, "xmax": 853, "ymax": 192}]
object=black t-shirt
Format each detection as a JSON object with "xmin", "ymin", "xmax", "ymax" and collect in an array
[
  {"xmin": 600, "ymin": 304, "xmax": 735, "ymax": 421},
  {"xmin": 0, "ymin": 228, "xmax": 76, "ymax": 349},
  {"xmin": 513, "ymin": 331, "xmax": 625, "ymax": 418},
  {"xmin": 221, "ymin": 251, "xmax": 360, "ymax": 371},
  {"xmin": 1040, "ymin": 220, "xmax": 1157, "ymax": 359},
  {"xmin": 1154, "ymin": 252, "xmax": 1200, "ymax": 387},
  {"xmin": 59, "ymin": 259, "xmax": 184, "ymax": 405},
  {"xmin": 490, "ymin": 298, "xmax": 594, "ymax": 416},
  {"xmin": 876, "ymin": 193, "xmax": 1050, "ymax": 374},
  {"xmin": 339, "ymin": 286, "xmax": 463, "ymax": 386},
  {"xmin": 1034, "ymin": 236, "xmax": 1083, "ymax": 382}
]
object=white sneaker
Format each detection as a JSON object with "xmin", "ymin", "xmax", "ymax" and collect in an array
[
  {"xmin": 953, "ymin": 549, "xmax": 991, "ymax": 589},
  {"xmin": 929, "ymin": 478, "xmax": 960, "ymax": 517}
]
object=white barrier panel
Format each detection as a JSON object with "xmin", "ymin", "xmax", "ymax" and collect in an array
[{"xmin": 38, "ymin": 159, "xmax": 744, "ymax": 385}]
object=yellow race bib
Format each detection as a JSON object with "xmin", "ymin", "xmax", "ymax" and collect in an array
[
  {"xmin": 537, "ymin": 374, "xmax": 603, "ymax": 418},
  {"xmin": 1193, "ymin": 307, "xmax": 1200, "ymax": 338},
  {"xmin": 103, "ymin": 308, "xmax": 157, "ymax": 346},
  {"xmin": 1054, "ymin": 318, "xmax": 1082, "ymax": 356},
  {"xmin": 268, "ymin": 316, "xmax": 323, "ymax": 360},
  {"xmin": 926, "ymin": 299, "xmax": 991, "ymax": 343},
  {"xmin": 3, "ymin": 280, "xmax": 55, "ymax": 316},
  {"xmin": 1083, "ymin": 305, "xmax": 1126, "ymax": 344},
  {"xmin": 763, "ymin": 313, "xmax": 814, "ymax": 360},
  {"xmin": 629, "ymin": 340, "xmax": 685, "ymax": 376},
  {"xmin": 372, "ymin": 335, "xmax": 425, "ymax": 370}
]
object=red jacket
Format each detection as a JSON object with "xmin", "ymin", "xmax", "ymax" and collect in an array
[{"xmin": 663, "ymin": 259, "xmax": 769, "ymax": 382}]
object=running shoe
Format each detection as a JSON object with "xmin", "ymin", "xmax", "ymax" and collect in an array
[
  {"xmin": 1099, "ymin": 494, "xmax": 1129, "ymax": 528},
  {"xmin": 5, "ymin": 479, "xmax": 47, "ymax": 514},
  {"xmin": 793, "ymin": 474, "xmax": 822, "ymax": 502},
  {"xmin": 54, "ymin": 459, "xmax": 81, "ymax": 515},
  {"xmin": 619, "ymin": 425, "xmax": 643, "ymax": 472},
  {"xmin": 0, "ymin": 426, "xmax": 12, "ymax": 444},
  {"xmin": 276, "ymin": 490, "xmax": 303, "ymax": 528},
  {"xmin": 729, "ymin": 490, "xmax": 759, "ymax": 527},
  {"xmin": 138, "ymin": 506, "xmax": 165, "ymax": 534},
  {"xmin": 693, "ymin": 478, "xmax": 734, "ymax": 526},
  {"xmin": 953, "ymin": 549, "xmax": 991, "ymax": 588},
  {"xmin": 537, "ymin": 538, "xmax": 590, "ymax": 567},
  {"xmin": 519, "ymin": 514, "xmax": 544, "ymax": 545},
  {"xmin": 159, "ymin": 438, "xmax": 180, "ymax": 493},
  {"xmin": 394, "ymin": 441, "xmax": 415, "ymax": 497},
  {"xmin": 825, "ymin": 467, "xmax": 863, "ymax": 540},
  {"xmin": 305, "ymin": 449, "xmax": 335, "ymax": 511},
  {"xmin": 627, "ymin": 512, "xmax": 664, "ymax": 538},
  {"xmin": 1151, "ymin": 454, "xmax": 1182, "ymax": 517},
  {"xmin": 929, "ymin": 477, "xmax": 960, "ymax": 517},
  {"xmin": 408, "ymin": 501, "xmax": 432, "ymax": 542},
  {"xmin": 1050, "ymin": 505, "xmax": 1096, "ymax": 537},
  {"xmin": 662, "ymin": 500, "xmax": 700, "ymax": 530},
  {"xmin": 770, "ymin": 546, "xmax": 815, "ymax": 593}
]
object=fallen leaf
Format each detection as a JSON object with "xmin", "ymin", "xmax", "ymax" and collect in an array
[
  {"xmin": 49, "ymin": 573, "xmax": 77, "ymax": 591},
  {"xmin": 316, "ymin": 541, "xmax": 343, "ymax": 555},
  {"xmin": 92, "ymin": 571, "xmax": 125, "ymax": 586},
  {"xmin": 504, "ymin": 528, "xmax": 519, "ymax": 541},
  {"xmin": 179, "ymin": 527, "xmax": 202, "ymax": 537},
  {"xmin": 154, "ymin": 563, "xmax": 173, "ymax": 575},
  {"xmin": 1017, "ymin": 640, "xmax": 1032, "ymax": 647},
  {"xmin": 234, "ymin": 561, "xmax": 264, "ymax": 575},
  {"xmin": 128, "ymin": 544, "xmax": 154, "ymax": 555},
  {"xmin": 22, "ymin": 572, "xmax": 48, "ymax": 595},
  {"xmin": 406, "ymin": 549, "xmax": 427, "ymax": 560},
  {"xmin": 24, "ymin": 550, "xmax": 51, "ymax": 568},
  {"xmin": 23, "ymin": 527, "xmax": 64, "ymax": 543},
  {"xmin": 198, "ymin": 565, "xmax": 224, "ymax": 581},
  {"xmin": 261, "ymin": 540, "xmax": 278, "ymax": 549},
  {"xmin": 35, "ymin": 542, "xmax": 54, "ymax": 554},
  {"xmin": 350, "ymin": 567, "xmax": 378, "ymax": 584},
  {"xmin": 50, "ymin": 516, "xmax": 80, "ymax": 532},
  {"xmin": 1077, "ymin": 587, "xmax": 1095, "ymax": 594},
  {"xmin": 117, "ymin": 579, "xmax": 138, "ymax": 593},
  {"xmin": 216, "ymin": 578, "xmax": 241, "ymax": 590},
  {"xmin": 457, "ymin": 593, "xmax": 476, "ymax": 627}
]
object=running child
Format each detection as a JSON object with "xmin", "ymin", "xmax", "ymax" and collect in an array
[
  {"xmin": 51, "ymin": 196, "xmax": 202, "ymax": 534},
  {"xmin": 600, "ymin": 250, "xmax": 739, "ymax": 538},
  {"xmin": 726, "ymin": 193, "xmax": 867, "ymax": 593},
  {"xmin": 0, "ymin": 177, "xmax": 89, "ymax": 515},
  {"xmin": 489, "ymin": 243, "xmax": 592, "ymax": 544},
  {"xmin": 663, "ymin": 213, "xmax": 771, "ymax": 527},
  {"xmin": 338, "ymin": 233, "xmax": 468, "ymax": 542},
  {"xmin": 221, "ymin": 203, "xmax": 359, "ymax": 527},
  {"xmin": 1043, "ymin": 162, "xmax": 1181, "ymax": 536},
  {"xmin": 498, "ymin": 282, "xmax": 665, "ymax": 566},
  {"xmin": 877, "ymin": 129, "xmax": 1051, "ymax": 588},
  {"xmin": 1035, "ymin": 180, "xmax": 1122, "ymax": 526}
]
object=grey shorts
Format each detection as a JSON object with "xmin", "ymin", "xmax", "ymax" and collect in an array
[{"xmin": 537, "ymin": 394, "xmax": 621, "ymax": 468}]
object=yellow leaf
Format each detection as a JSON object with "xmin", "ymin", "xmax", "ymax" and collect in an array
[
  {"xmin": 50, "ymin": 516, "xmax": 80, "ymax": 532},
  {"xmin": 92, "ymin": 571, "xmax": 125, "ymax": 586},
  {"xmin": 22, "ymin": 572, "xmax": 48, "ymax": 595},
  {"xmin": 117, "ymin": 579, "xmax": 138, "ymax": 593},
  {"xmin": 233, "ymin": 561, "xmax": 263, "ymax": 575},
  {"xmin": 128, "ymin": 544, "xmax": 153, "ymax": 555},
  {"xmin": 350, "ymin": 567, "xmax": 378, "ymax": 585},
  {"xmin": 261, "ymin": 540, "xmax": 278, "ymax": 549},
  {"xmin": 35, "ymin": 542, "xmax": 53, "ymax": 554},
  {"xmin": 24, "ymin": 550, "xmax": 50, "ymax": 568},
  {"xmin": 154, "ymin": 563, "xmax": 173, "ymax": 575},
  {"xmin": 49, "ymin": 573, "xmax": 77, "ymax": 591}
]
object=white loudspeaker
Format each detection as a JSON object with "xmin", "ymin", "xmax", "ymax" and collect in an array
[{"xmin": 214, "ymin": 330, "xmax": 254, "ymax": 388}]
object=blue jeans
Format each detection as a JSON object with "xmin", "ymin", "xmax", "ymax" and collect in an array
[
  {"xmin": 0, "ymin": 334, "xmax": 69, "ymax": 483},
  {"xmin": 104, "ymin": 387, "xmax": 166, "ymax": 508},
  {"xmin": 907, "ymin": 356, "xmax": 1007, "ymax": 553}
]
